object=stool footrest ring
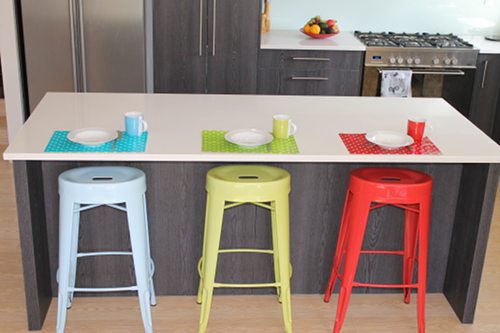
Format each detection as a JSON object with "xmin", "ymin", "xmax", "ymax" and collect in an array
[
  {"xmin": 214, "ymin": 282, "xmax": 281, "ymax": 288},
  {"xmin": 218, "ymin": 248, "xmax": 274, "ymax": 254},
  {"xmin": 352, "ymin": 282, "xmax": 420, "ymax": 289},
  {"xmin": 359, "ymin": 250, "xmax": 406, "ymax": 255},
  {"xmin": 70, "ymin": 286, "xmax": 139, "ymax": 292},
  {"xmin": 77, "ymin": 251, "xmax": 133, "ymax": 258}
]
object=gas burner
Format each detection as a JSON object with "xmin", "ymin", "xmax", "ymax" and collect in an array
[
  {"xmin": 364, "ymin": 39, "xmax": 398, "ymax": 47},
  {"xmin": 401, "ymin": 41, "xmax": 421, "ymax": 47}
]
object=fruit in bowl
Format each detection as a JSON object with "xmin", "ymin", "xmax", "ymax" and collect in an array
[{"xmin": 301, "ymin": 15, "xmax": 339, "ymax": 38}]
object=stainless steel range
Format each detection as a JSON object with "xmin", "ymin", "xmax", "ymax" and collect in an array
[
  {"xmin": 354, "ymin": 31, "xmax": 479, "ymax": 68},
  {"xmin": 354, "ymin": 31, "xmax": 480, "ymax": 118}
]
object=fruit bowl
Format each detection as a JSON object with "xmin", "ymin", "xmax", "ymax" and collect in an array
[{"xmin": 300, "ymin": 28, "xmax": 339, "ymax": 39}]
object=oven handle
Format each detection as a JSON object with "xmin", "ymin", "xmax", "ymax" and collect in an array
[{"xmin": 376, "ymin": 68, "xmax": 465, "ymax": 76}]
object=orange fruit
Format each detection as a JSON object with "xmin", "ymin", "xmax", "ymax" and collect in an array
[
  {"xmin": 303, "ymin": 24, "xmax": 311, "ymax": 33},
  {"xmin": 310, "ymin": 24, "xmax": 321, "ymax": 34}
]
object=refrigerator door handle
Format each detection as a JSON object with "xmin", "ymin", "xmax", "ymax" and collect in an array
[
  {"xmin": 69, "ymin": 0, "xmax": 79, "ymax": 92},
  {"xmin": 78, "ymin": 0, "xmax": 88, "ymax": 92},
  {"xmin": 199, "ymin": 0, "xmax": 203, "ymax": 56},
  {"xmin": 212, "ymin": 0, "xmax": 216, "ymax": 56}
]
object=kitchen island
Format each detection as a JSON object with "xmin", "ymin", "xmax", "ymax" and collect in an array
[{"xmin": 4, "ymin": 92, "xmax": 500, "ymax": 330}]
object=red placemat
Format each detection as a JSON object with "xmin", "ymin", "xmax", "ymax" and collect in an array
[{"xmin": 339, "ymin": 133, "xmax": 442, "ymax": 155}]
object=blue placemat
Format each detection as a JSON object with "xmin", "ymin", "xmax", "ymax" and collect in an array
[{"xmin": 44, "ymin": 131, "xmax": 148, "ymax": 152}]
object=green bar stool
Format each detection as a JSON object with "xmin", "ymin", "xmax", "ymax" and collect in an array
[{"xmin": 197, "ymin": 165, "xmax": 293, "ymax": 333}]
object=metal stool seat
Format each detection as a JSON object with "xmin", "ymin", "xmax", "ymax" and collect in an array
[
  {"xmin": 56, "ymin": 166, "xmax": 156, "ymax": 333},
  {"xmin": 197, "ymin": 165, "xmax": 293, "ymax": 333},
  {"xmin": 324, "ymin": 167, "xmax": 433, "ymax": 333}
]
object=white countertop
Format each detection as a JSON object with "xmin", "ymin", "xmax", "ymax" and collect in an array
[
  {"xmin": 4, "ymin": 92, "xmax": 500, "ymax": 163},
  {"xmin": 260, "ymin": 30, "xmax": 366, "ymax": 51},
  {"xmin": 261, "ymin": 30, "xmax": 500, "ymax": 54},
  {"xmin": 461, "ymin": 35, "xmax": 500, "ymax": 54}
]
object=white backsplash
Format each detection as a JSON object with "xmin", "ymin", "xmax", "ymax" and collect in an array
[{"xmin": 267, "ymin": 0, "xmax": 500, "ymax": 35}]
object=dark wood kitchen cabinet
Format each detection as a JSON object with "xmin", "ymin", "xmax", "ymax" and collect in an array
[
  {"xmin": 153, "ymin": 0, "xmax": 261, "ymax": 94},
  {"xmin": 469, "ymin": 54, "xmax": 500, "ymax": 138},
  {"xmin": 257, "ymin": 49, "xmax": 364, "ymax": 96}
]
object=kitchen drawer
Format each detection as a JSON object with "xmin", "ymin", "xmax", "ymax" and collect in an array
[
  {"xmin": 257, "ymin": 68, "xmax": 362, "ymax": 96},
  {"xmin": 259, "ymin": 49, "xmax": 363, "ymax": 70}
]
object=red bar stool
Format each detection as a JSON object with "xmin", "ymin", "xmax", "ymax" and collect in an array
[{"xmin": 324, "ymin": 167, "xmax": 433, "ymax": 333}]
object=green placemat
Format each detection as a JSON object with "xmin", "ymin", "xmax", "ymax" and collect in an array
[
  {"xmin": 202, "ymin": 130, "xmax": 299, "ymax": 154},
  {"xmin": 45, "ymin": 131, "xmax": 147, "ymax": 152}
]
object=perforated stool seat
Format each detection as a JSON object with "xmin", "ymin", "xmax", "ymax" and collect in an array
[
  {"xmin": 56, "ymin": 166, "xmax": 156, "ymax": 333},
  {"xmin": 324, "ymin": 167, "xmax": 433, "ymax": 333},
  {"xmin": 197, "ymin": 165, "xmax": 293, "ymax": 333}
]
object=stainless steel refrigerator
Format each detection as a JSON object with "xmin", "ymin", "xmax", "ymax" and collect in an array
[{"xmin": 19, "ymin": 0, "xmax": 152, "ymax": 113}]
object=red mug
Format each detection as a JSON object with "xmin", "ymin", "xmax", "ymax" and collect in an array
[{"xmin": 407, "ymin": 117, "xmax": 428, "ymax": 141}]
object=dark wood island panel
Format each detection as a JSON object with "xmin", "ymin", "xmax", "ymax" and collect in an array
[{"xmin": 13, "ymin": 160, "xmax": 499, "ymax": 329}]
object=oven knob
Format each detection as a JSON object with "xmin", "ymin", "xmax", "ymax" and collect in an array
[
  {"xmin": 443, "ymin": 57, "xmax": 451, "ymax": 65},
  {"xmin": 414, "ymin": 57, "xmax": 421, "ymax": 65},
  {"xmin": 406, "ymin": 57, "xmax": 413, "ymax": 64},
  {"xmin": 397, "ymin": 57, "xmax": 404, "ymax": 64},
  {"xmin": 389, "ymin": 56, "xmax": 396, "ymax": 64},
  {"xmin": 432, "ymin": 57, "xmax": 440, "ymax": 65},
  {"xmin": 451, "ymin": 57, "xmax": 459, "ymax": 65}
]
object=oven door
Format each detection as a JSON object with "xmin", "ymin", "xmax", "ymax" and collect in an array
[{"xmin": 361, "ymin": 67, "xmax": 476, "ymax": 118}]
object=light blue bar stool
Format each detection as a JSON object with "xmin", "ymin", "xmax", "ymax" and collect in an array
[{"xmin": 56, "ymin": 166, "xmax": 156, "ymax": 333}]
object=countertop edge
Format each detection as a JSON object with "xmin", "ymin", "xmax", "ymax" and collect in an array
[{"xmin": 5, "ymin": 153, "xmax": 500, "ymax": 164}]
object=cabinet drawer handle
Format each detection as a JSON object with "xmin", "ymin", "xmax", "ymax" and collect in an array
[
  {"xmin": 481, "ymin": 60, "xmax": 488, "ymax": 89},
  {"xmin": 292, "ymin": 57, "xmax": 330, "ymax": 61},
  {"xmin": 291, "ymin": 77, "xmax": 329, "ymax": 81}
]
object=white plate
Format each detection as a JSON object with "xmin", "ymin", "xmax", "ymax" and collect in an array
[
  {"xmin": 225, "ymin": 129, "xmax": 274, "ymax": 147},
  {"xmin": 366, "ymin": 131, "xmax": 414, "ymax": 149},
  {"xmin": 67, "ymin": 127, "xmax": 118, "ymax": 146}
]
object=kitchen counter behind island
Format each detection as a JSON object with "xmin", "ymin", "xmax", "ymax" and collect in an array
[{"xmin": 4, "ymin": 93, "xmax": 500, "ymax": 330}]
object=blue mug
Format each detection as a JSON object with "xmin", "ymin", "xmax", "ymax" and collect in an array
[{"xmin": 125, "ymin": 112, "xmax": 148, "ymax": 136}]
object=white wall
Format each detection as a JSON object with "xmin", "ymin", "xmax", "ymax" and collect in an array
[
  {"xmin": 268, "ymin": 0, "xmax": 500, "ymax": 35},
  {"xmin": 0, "ymin": 0, "xmax": 25, "ymax": 144}
]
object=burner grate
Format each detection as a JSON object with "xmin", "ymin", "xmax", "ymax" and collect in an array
[{"xmin": 354, "ymin": 31, "xmax": 474, "ymax": 49}]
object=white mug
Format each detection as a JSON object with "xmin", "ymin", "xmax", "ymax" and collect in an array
[{"xmin": 125, "ymin": 112, "xmax": 148, "ymax": 136}]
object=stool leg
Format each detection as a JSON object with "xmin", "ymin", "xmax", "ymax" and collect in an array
[
  {"xmin": 417, "ymin": 200, "xmax": 431, "ymax": 333},
  {"xmin": 403, "ymin": 204, "xmax": 420, "ymax": 304},
  {"xmin": 270, "ymin": 200, "xmax": 282, "ymax": 303},
  {"xmin": 142, "ymin": 195, "xmax": 156, "ymax": 306},
  {"xmin": 325, "ymin": 190, "xmax": 353, "ymax": 302},
  {"xmin": 197, "ymin": 193, "xmax": 212, "ymax": 304},
  {"xmin": 199, "ymin": 194, "xmax": 225, "ymax": 333},
  {"xmin": 56, "ymin": 199, "xmax": 78, "ymax": 333},
  {"xmin": 275, "ymin": 194, "xmax": 293, "ymax": 333},
  {"xmin": 67, "ymin": 204, "xmax": 81, "ymax": 309},
  {"xmin": 126, "ymin": 197, "xmax": 153, "ymax": 333},
  {"xmin": 333, "ymin": 195, "xmax": 371, "ymax": 333}
]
